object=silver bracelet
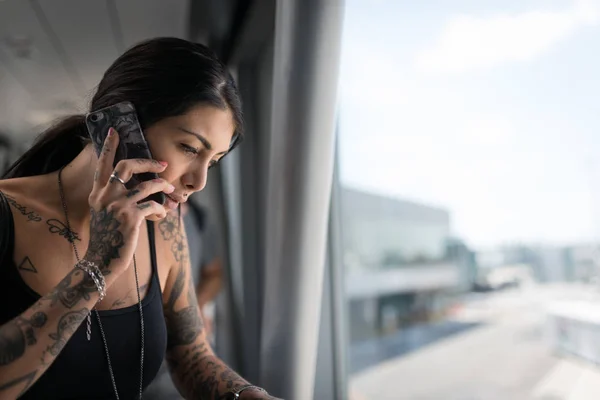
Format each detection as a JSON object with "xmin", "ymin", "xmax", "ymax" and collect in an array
[
  {"xmin": 87, "ymin": 262, "xmax": 106, "ymax": 292},
  {"xmin": 229, "ymin": 385, "xmax": 268, "ymax": 399},
  {"xmin": 76, "ymin": 260, "xmax": 106, "ymax": 302}
]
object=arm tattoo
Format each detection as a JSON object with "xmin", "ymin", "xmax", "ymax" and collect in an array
[
  {"xmin": 85, "ymin": 208, "xmax": 125, "ymax": 270},
  {"xmin": 165, "ymin": 266, "xmax": 203, "ymax": 349},
  {"xmin": 46, "ymin": 269, "xmax": 98, "ymax": 309},
  {"xmin": 0, "ymin": 313, "xmax": 47, "ymax": 395},
  {"xmin": 40, "ymin": 308, "xmax": 89, "ymax": 368},
  {"xmin": 163, "ymin": 214, "xmax": 203, "ymax": 349},
  {"xmin": 161, "ymin": 214, "xmax": 251, "ymax": 399},
  {"xmin": 166, "ymin": 342, "xmax": 249, "ymax": 398},
  {"xmin": 0, "ymin": 308, "xmax": 84, "ymax": 397},
  {"xmin": 0, "ymin": 244, "xmax": 100, "ymax": 397},
  {"xmin": 0, "ymin": 268, "xmax": 98, "ymax": 397},
  {"xmin": 17, "ymin": 256, "xmax": 37, "ymax": 274},
  {"xmin": 0, "ymin": 370, "xmax": 37, "ymax": 397},
  {"xmin": 0, "ymin": 312, "xmax": 47, "ymax": 365},
  {"xmin": 47, "ymin": 219, "xmax": 81, "ymax": 242},
  {"xmin": 46, "ymin": 309, "xmax": 88, "ymax": 357}
]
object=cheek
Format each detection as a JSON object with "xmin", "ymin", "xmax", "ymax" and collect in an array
[
  {"xmin": 147, "ymin": 141, "xmax": 181, "ymax": 180},
  {"xmin": 147, "ymin": 139, "xmax": 182, "ymax": 169},
  {"xmin": 147, "ymin": 138, "xmax": 168, "ymax": 161},
  {"xmin": 158, "ymin": 159, "xmax": 189, "ymax": 183}
]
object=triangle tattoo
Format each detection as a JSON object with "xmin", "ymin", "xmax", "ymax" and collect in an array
[{"xmin": 18, "ymin": 256, "xmax": 37, "ymax": 273}]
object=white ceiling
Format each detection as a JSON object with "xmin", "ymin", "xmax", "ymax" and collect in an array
[{"xmin": 0, "ymin": 0, "xmax": 190, "ymax": 143}]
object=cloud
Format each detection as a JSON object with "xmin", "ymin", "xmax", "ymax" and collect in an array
[
  {"xmin": 461, "ymin": 112, "xmax": 517, "ymax": 147},
  {"xmin": 339, "ymin": 47, "xmax": 411, "ymax": 112},
  {"xmin": 415, "ymin": 0, "xmax": 600, "ymax": 75}
]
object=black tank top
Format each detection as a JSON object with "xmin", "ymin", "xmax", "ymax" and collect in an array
[{"xmin": 0, "ymin": 192, "xmax": 167, "ymax": 399}]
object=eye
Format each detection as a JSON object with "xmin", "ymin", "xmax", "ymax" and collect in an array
[{"xmin": 179, "ymin": 143, "xmax": 199, "ymax": 155}]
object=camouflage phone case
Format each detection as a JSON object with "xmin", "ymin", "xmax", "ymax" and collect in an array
[{"xmin": 85, "ymin": 101, "xmax": 166, "ymax": 205}]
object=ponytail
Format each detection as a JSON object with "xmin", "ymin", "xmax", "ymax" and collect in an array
[{"xmin": 2, "ymin": 115, "xmax": 89, "ymax": 179}]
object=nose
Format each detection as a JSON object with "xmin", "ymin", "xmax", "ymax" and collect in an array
[{"xmin": 183, "ymin": 167, "xmax": 208, "ymax": 193}]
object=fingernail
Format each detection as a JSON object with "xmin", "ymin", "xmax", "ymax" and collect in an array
[
  {"xmin": 153, "ymin": 178, "xmax": 162, "ymax": 182},
  {"xmin": 108, "ymin": 128, "xmax": 114, "ymax": 137},
  {"xmin": 158, "ymin": 161, "xmax": 168, "ymax": 166}
]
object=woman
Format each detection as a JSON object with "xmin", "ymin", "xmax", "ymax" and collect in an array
[{"xmin": 0, "ymin": 38, "xmax": 278, "ymax": 400}]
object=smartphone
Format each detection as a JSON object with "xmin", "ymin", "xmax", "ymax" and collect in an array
[{"xmin": 85, "ymin": 101, "xmax": 166, "ymax": 206}]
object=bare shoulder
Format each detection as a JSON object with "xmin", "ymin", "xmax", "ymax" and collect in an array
[
  {"xmin": 0, "ymin": 177, "xmax": 30, "ymax": 196},
  {"xmin": 0, "ymin": 175, "xmax": 51, "ymax": 198},
  {"xmin": 0, "ymin": 176, "xmax": 55, "ymax": 219}
]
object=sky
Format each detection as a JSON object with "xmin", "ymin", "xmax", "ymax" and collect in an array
[{"xmin": 338, "ymin": 0, "xmax": 600, "ymax": 248}]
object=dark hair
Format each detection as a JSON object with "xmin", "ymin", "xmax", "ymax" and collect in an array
[{"xmin": 3, "ymin": 37, "xmax": 243, "ymax": 179}]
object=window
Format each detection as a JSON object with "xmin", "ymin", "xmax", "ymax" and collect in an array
[{"xmin": 338, "ymin": 1, "xmax": 600, "ymax": 398}]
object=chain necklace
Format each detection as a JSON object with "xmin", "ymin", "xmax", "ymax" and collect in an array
[{"xmin": 58, "ymin": 166, "xmax": 145, "ymax": 400}]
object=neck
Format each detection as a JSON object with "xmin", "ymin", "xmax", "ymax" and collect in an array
[{"xmin": 57, "ymin": 145, "xmax": 98, "ymax": 225}]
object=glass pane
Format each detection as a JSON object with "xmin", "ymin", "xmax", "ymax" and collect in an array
[{"xmin": 338, "ymin": 1, "xmax": 600, "ymax": 399}]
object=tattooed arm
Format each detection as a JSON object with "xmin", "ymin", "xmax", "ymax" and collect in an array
[
  {"xmin": 0, "ymin": 266, "xmax": 100, "ymax": 399},
  {"xmin": 0, "ymin": 203, "xmax": 136, "ymax": 400},
  {"xmin": 159, "ymin": 212, "xmax": 276, "ymax": 400},
  {"xmin": 0, "ymin": 129, "xmax": 171, "ymax": 399}
]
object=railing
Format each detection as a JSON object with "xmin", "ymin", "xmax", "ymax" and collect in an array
[{"xmin": 346, "ymin": 262, "xmax": 460, "ymax": 299}]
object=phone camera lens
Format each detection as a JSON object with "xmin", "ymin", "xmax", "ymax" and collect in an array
[{"xmin": 90, "ymin": 113, "xmax": 101, "ymax": 122}]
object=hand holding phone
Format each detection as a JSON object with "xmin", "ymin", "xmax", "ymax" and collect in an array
[{"xmin": 85, "ymin": 101, "xmax": 166, "ymax": 206}]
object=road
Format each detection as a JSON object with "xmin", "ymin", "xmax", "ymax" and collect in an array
[
  {"xmin": 349, "ymin": 284, "xmax": 600, "ymax": 400},
  {"xmin": 349, "ymin": 319, "xmax": 481, "ymax": 375}
]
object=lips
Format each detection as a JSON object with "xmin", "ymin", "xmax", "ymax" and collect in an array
[
  {"xmin": 166, "ymin": 193, "xmax": 185, "ymax": 203},
  {"xmin": 164, "ymin": 195, "xmax": 179, "ymax": 210}
]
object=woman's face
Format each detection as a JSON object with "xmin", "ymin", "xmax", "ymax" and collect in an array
[{"xmin": 144, "ymin": 104, "xmax": 235, "ymax": 208}]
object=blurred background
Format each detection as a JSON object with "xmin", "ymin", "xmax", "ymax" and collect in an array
[{"xmin": 2, "ymin": 0, "xmax": 600, "ymax": 399}]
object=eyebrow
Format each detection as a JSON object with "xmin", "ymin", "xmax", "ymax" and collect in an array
[{"xmin": 177, "ymin": 127, "xmax": 228, "ymax": 155}]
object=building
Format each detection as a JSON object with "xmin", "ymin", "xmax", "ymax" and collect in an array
[
  {"xmin": 340, "ymin": 186, "xmax": 463, "ymax": 341},
  {"xmin": 340, "ymin": 186, "xmax": 451, "ymax": 269}
]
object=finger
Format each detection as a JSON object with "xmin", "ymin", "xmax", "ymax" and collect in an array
[
  {"xmin": 124, "ymin": 179, "xmax": 174, "ymax": 203},
  {"xmin": 96, "ymin": 128, "xmax": 119, "ymax": 185},
  {"xmin": 135, "ymin": 200, "xmax": 168, "ymax": 220},
  {"xmin": 112, "ymin": 158, "xmax": 168, "ymax": 183}
]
